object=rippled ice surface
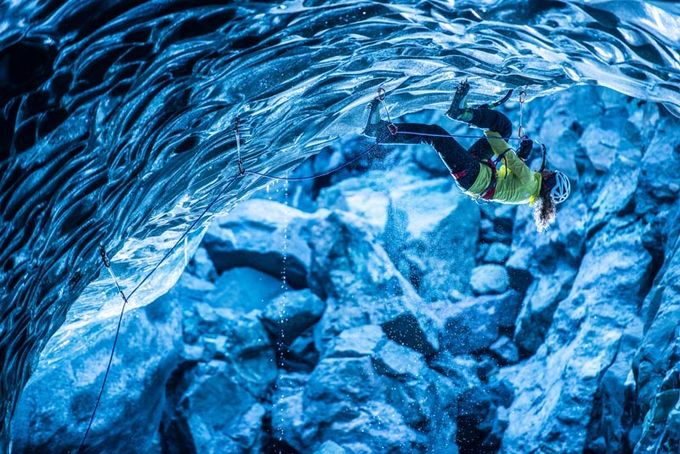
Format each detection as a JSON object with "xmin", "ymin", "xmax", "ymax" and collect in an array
[{"xmin": 1, "ymin": 0, "xmax": 679, "ymax": 441}]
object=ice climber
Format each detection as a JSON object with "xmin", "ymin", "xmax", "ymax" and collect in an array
[{"xmin": 362, "ymin": 81, "xmax": 571, "ymax": 232}]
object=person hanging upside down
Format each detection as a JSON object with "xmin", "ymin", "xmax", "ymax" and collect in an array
[{"xmin": 361, "ymin": 81, "xmax": 571, "ymax": 232}]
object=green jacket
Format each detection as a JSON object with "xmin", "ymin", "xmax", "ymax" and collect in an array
[{"xmin": 464, "ymin": 131, "xmax": 542, "ymax": 205}]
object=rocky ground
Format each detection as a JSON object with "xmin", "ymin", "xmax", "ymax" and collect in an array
[{"xmin": 11, "ymin": 86, "xmax": 680, "ymax": 453}]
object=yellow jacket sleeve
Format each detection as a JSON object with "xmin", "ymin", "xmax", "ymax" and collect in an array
[{"xmin": 484, "ymin": 131, "xmax": 534, "ymax": 185}]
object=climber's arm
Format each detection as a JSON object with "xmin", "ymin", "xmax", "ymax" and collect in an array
[{"xmin": 484, "ymin": 131, "xmax": 534, "ymax": 184}]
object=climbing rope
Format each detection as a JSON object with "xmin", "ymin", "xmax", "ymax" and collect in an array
[
  {"xmin": 80, "ymin": 85, "xmax": 541, "ymax": 450},
  {"xmin": 78, "ymin": 171, "xmax": 241, "ymax": 452},
  {"xmin": 79, "ymin": 246, "xmax": 130, "ymax": 452}
]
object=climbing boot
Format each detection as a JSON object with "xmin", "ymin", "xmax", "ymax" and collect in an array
[{"xmin": 446, "ymin": 80, "xmax": 473, "ymax": 122}]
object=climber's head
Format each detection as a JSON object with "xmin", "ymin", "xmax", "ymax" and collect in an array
[{"xmin": 533, "ymin": 170, "xmax": 571, "ymax": 232}]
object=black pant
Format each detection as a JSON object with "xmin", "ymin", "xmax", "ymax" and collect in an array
[{"xmin": 368, "ymin": 109, "xmax": 513, "ymax": 189}]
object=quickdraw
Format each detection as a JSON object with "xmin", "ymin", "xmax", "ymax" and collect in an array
[{"xmin": 377, "ymin": 87, "xmax": 398, "ymax": 136}]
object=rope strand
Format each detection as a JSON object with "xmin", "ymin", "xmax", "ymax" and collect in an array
[{"xmin": 78, "ymin": 172, "xmax": 241, "ymax": 452}]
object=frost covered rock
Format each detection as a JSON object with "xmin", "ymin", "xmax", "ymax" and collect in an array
[
  {"xmin": 501, "ymin": 222, "xmax": 652, "ymax": 453},
  {"xmin": 318, "ymin": 169, "xmax": 479, "ymax": 300},
  {"xmin": 513, "ymin": 266, "xmax": 576, "ymax": 355},
  {"xmin": 483, "ymin": 242, "xmax": 510, "ymax": 264},
  {"xmin": 273, "ymin": 325, "xmax": 460, "ymax": 453},
  {"xmin": 207, "ymin": 266, "xmax": 283, "ymax": 312},
  {"xmin": 261, "ymin": 289, "xmax": 325, "ymax": 344},
  {"xmin": 432, "ymin": 291, "xmax": 521, "ymax": 355},
  {"xmin": 470, "ymin": 264, "xmax": 509, "ymax": 294},
  {"xmin": 203, "ymin": 199, "xmax": 317, "ymax": 288},
  {"xmin": 12, "ymin": 291, "xmax": 182, "ymax": 453},
  {"xmin": 308, "ymin": 211, "xmax": 439, "ymax": 355},
  {"xmin": 162, "ymin": 360, "xmax": 272, "ymax": 453}
]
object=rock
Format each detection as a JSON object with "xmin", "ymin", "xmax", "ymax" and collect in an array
[
  {"xmin": 639, "ymin": 115, "xmax": 680, "ymax": 202},
  {"xmin": 162, "ymin": 360, "xmax": 271, "ymax": 453},
  {"xmin": 579, "ymin": 111, "xmax": 640, "ymax": 172},
  {"xmin": 203, "ymin": 199, "xmax": 317, "ymax": 288},
  {"xmin": 501, "ymin": 222, "xmax": 652, "ymax": 453},
  {"xmin": 182, "ymin": 306, "xmax": 276, "ymax": 395},
  {"xmin": 584, "ymin": 321, "xmax": 642, "ymax": 453},
  {"xmin": 432, "ymin": 291, "xmax": 521, "ymax": 355},
  {"xmin": 318, "ymin": 169, "xmax": 479, "ymax": 300},
  {"xmin": 315, "ymin": 440, "xmax": 347, "ymax": 454},
  {"xmin": 271, "ymin": 373, "xmax": 308, "ymax": 450},
  {"xmin": 186, "ymin": 246, "xmax": 217, "ymax": 281},
  {"xmin": 11, "ymin": 290, "xmax": 182, "ymax": 453},
  {"xmin": 308, "ymin": 211, "xmax": 439, "ymax": 356},
  {"xmin": 372, "ymin": 340, "xmax": 427, "ymax": 378},
  {"xmin": 429, "ymin": 352, "xmax": 481, "ymax": 391},
  {"xmin": 317, "ymin": 176, "xmax": 393, "ymax": 238},
  {"xmin": 285, "ymin": 329, "xmax": 320, "ymax": 372},
  {"xmin": 457, "ymin": 378, "xmax": 514, "ymax": 453},
  {"xmin": 300, "ymin": 356, "xmax": 423, "ymax": 451},
  {"xmin": 513, "ymin": 266, "xmax": 577, "ymax": 356},
  {"xmin": 274, "ymin": 323, "xmax": 460, "ymax": 453},
  {"xmin": 633, "ymin": 210, "xmax": 680, "ymax": 452},
  {"xmin": 261, "ymin": 289, "xmax": 325, "ymax": 344},
  {"xmin": 325, "ymin": 325, "xmax": 385, "ymax": 358},
  {"xmin": 589, "ymin": 153, "xmax": 640, "ymax": 228},
  {"xmin": 207, "ymin": 266, "xmax": 284, "ymax": 312},
  {"xmin": 489, "ymin": 336, "xmax": 519, "ymax": 365},
  {"xmin": 470, "ymin": 264, "xmax": 510, "ymax": 295},
  {"xmin": 635, "ymin": 367, "xmax": 680, "ymax": 453},
  {"xmin": 484, "ymin": 242, "xmax": 510, "ymax": 264}
]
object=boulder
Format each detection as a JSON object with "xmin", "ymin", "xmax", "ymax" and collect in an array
[
  {"xmin": 261, "ymin": 289, "xmax": 326, "ymax": 344},
  {"xmin": 470, "ymin": 264, "xmax": 509, "ymax": 294},
  {"xmin": 484, "ymin": 242, "xmax": 510, "ymax": 264},
  {"xmin": 501, "ymin": 222, "xmax": 652, "ymax": 453},
  {"xmin": 202, "ymin": 199, "xmax": 317, "ymax": 288},
  {"xmin": 513, "ymin": 266, "xmax": 577, "ymax": 356},
  {"xmin": 308, "ymin": 211, "xmax": 439, "ymax": 356},
  {"xmin": 12, "ymin": 290, "xmax": 182, "ymax": 453},
  {"xmin": 207, "ymin": 266, "xmax": 284, "ymax": 312},
  {"xmin": 181, "ymin": 306, "xmax": 277, "ymax": 395},
  {"xmin": 431, "ymin": 291, "xmax": 521, "ymax": 355},
  {"xmin": 162, "ymin": 360, "xmax": 270, "ymax": 454},
  {"xmin": 273, "ymin": 325, "xmax": 460, "ymax": 453},
  {"xmin": 372, "ymin": 340, "xmax": 428, "ymax": 378},
  {"xmin": 489, "ymin": 336, "xmax": 519, "ymax": 365},
  {"xmin": 318, "ymin": 169, "xmax": 479, "ymax": 301}
]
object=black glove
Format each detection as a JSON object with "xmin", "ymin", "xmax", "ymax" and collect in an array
[{"xmin": 517, "ymin": 135, "xmax": 533, "ymax": 161}]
